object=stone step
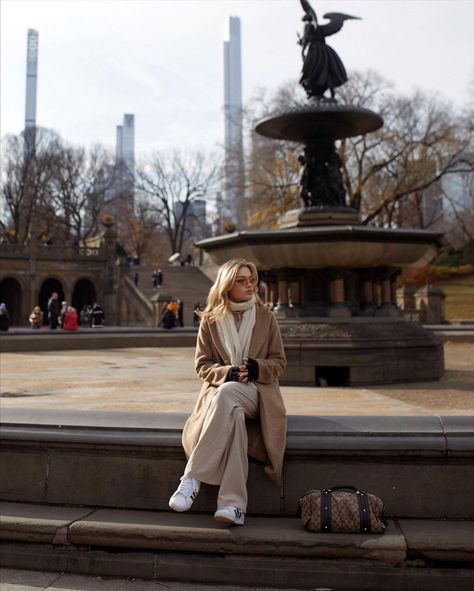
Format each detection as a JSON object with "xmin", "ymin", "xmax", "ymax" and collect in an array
[{"xmin": 0, "ymin": 502, "xmax": 473, "ymax": 590}]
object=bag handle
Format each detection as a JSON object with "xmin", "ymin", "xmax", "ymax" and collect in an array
[{"xmin": 330, "ymin": 485, "xmax": 364, "ymax": 494}]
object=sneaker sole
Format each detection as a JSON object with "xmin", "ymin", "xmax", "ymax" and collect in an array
[{"xmin": 214, "ymin": 514, "xmax": 244, "ymax": 526}]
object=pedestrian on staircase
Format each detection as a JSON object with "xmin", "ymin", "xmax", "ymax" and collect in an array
[{"xmin": 169, "ymin": 259, "xmax": 287, "ymax": 526}]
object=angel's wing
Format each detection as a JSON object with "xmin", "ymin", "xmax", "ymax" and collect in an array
[{"xmin": 300, "ymin": 0, "xmax": 318, "ymax": 25}]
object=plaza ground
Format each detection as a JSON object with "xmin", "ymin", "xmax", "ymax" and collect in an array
[
  {"xmin": 0, "ymin": 568, "xmax": 327, "ymax": 591},
  {"xmin": 1, "ymin": 341, "xmax": 473, "ymax": 416}
]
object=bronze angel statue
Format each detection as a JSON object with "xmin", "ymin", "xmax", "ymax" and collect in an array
[{"xmin": 299, "ymin": 0, "xmax": 360, "ymax": 101}]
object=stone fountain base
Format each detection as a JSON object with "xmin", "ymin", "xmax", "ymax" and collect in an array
[
  {"xmin": 278, "ymin": 316, "xmax": 444, "ymax": 386},
  {"xmin": 197, "ymin": 223, "xmax": 445, "ymax": 387}
]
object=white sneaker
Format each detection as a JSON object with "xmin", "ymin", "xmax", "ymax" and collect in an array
[
  {"xmin": 214, "ymin": 506, "xmax": 245, "ymax": 526},
  {"xmin": 168, "ymin": 475, "xmax": 200, "ymax": 512}
]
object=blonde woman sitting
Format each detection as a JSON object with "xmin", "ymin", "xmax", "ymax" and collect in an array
[{"xmin": 169, "ymin": 259, "xmax": 287, "ymax": 525}]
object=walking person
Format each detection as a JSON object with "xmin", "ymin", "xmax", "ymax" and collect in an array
[
  {"xmin": 47, "ymin": 292, "xmax": 61, "ymax": 329},
  {"xmin": 169, "ymin": 259, "xmax": 287, "ymax": 526}
]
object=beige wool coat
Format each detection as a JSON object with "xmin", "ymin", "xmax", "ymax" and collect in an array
[{"xmin": 182, "ymin": 304, "xmax": 287, "ymax": 486}]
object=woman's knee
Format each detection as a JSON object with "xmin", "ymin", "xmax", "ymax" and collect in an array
[{"xmin": 211, "ymin": 383, "xmax": 243, "ymax": 410}]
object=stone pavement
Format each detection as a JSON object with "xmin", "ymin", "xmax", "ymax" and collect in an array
[
  {"xmin": 0, "ymin": 568, "xmax": 324, "ymax": 591},
  {"xmin": 1, "ymin": 342, "xmax": 473, "ymax": 415}
]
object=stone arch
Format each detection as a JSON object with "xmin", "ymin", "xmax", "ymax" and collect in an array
[
  {"xmin": 0, "ymin": 276, "xmax": 23, "ymax": 325},
  {"xmin": 72, "ymin": 278, "xmax": 97, "ymax": 315},
  {"xmin": 39, "ymin": 277, "xmax": 65, "ymax": 323}
]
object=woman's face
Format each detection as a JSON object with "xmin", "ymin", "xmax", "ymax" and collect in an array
[{"xmin": 228, "ymin": 266, "xmax": 255, "ymax": 303}]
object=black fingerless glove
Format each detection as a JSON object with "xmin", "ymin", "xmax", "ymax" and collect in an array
[
  {"xmin": 226, "ymin": 366, "xmax": 240, "ymax": 382},
  {"xmin": 246, "ymin": 357, "xmax": 259, "ymax": 382}
]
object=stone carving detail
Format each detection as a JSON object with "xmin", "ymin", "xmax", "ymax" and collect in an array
[{"xmin": 280, "ymin": 323, "xmax": 352, "ymax": 339}]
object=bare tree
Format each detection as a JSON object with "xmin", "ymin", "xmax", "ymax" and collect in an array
[
  {"xmin": 50, "ymin": 143, "xmax": 114, "ymax": 240},
  {"xmin": 0, "ymin": 127, "xmax": 62, "ymax": 243},
  {"xmin": 244, "ymin": 84, "xmax": 304, "ymax": 228},
  {"xmin": 338, "ymin": 72, "xmax": 474, "ymax": 228},
  {"xmin": 136, "ymin": 150, "xmax": 219, "ymax": 255}
]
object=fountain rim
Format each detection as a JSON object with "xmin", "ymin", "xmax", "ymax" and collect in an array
[
  {"xmin": 196, "ymin": 225, "xmax": 443, "ymax": 250},
  {"xmin": 255, "ymin": 103, "xmax": 384, "ymax": 142}
]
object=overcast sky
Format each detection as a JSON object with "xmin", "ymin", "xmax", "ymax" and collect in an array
[{"xmin": 1, "ymin": 0, "xmax": 473, "ymax": 156}]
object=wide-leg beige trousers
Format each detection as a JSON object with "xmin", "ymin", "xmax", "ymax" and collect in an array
[{"xmin": 184, "ymin": 381, "xmax": 259, "ymax": 512}]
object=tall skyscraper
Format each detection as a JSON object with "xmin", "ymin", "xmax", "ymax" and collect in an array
[
  {"xmin": 114, "ymin": 114, "xmax": 135, "ymax": 207},
  {"xmin": 25, "ymin": 29, "xmax": 39, "ymax": 156},
  {"xmin": 116, "ymin": 114, "xmax": 135, "ymax": 178},
  {"xmin": 223, "ymin": 16, "xmax": 245, "ymax": 229}
]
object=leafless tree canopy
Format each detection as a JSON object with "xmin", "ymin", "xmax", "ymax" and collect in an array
[
  {"xmin": 0, "ymin": 128, "xmax": 114, "ymax": 244},
  {"xmin": 136, "ymin": 150, "xmax": 220, "ymax": 255}
]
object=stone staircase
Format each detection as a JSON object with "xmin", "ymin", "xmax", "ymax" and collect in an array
[{"xmin": 127, "ymin": 265, "xmax": 212, "ymax": 327}]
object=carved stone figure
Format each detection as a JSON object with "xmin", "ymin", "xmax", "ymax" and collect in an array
[{"xmin": 299, "ymin": 140, "xmax": 346, "ymax": 207}]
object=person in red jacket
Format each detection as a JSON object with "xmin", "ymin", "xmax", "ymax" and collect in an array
[{"xmin": 62, "ymin": 306, "xmax": 78, "ymax": 331}]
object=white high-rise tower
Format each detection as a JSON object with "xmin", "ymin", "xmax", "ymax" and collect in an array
[
  {"xmin": 223, "ymin": 16, "xmax": 245, "ymax": 229},
  {"xmin": 25, "ymin": 29, "xmax": 39, "ymax": 155},
  {"xmin": 115, "ymin": 113, "xmax": 135, "ymax": 207}
]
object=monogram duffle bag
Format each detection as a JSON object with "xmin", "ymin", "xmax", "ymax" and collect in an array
[{"xmin": 298, "ymin": 486, "xmax": 387, "ymax": 534}]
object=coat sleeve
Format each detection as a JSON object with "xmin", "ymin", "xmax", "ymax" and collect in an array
[
  {"xmin": 195, "ymin": 319, "xmax": 233, "ymax": 387},
  {"xmin": 254, "ymin": 313, "xmax": 287, "ymax": 384}
]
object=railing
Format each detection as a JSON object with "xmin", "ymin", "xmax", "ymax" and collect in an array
[
  {"xmin": 122, "ymin": 275, "xmax": 154, "ymax": 325},
  {"xmin": 0, "ymin": 242, "xmax": 105, "ymax": 261}
]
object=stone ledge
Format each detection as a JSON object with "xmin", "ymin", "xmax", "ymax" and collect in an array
[
  {"xmin": 3, "ymin": 410, "xmax": 473, "ymax": 456},
  {"xmin": 2, "ymin": 412, "xmax": 473, "ymax": 518},
  {"xmin": 0, "ymin": 332, "xmax": 197, "ymax": 353}
]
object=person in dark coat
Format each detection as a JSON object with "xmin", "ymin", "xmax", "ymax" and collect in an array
[
  {"xmin": 0, "ymin": 303, "xmax": 11, "ymax": 331},
  {"xmin": 161, "ymin": 300, "xmax": 177, "ymax": 329},
  {"xmin": 177, "ymin": 299, "xmax": 184, "ymax": 327},
  {"xmin": 91, "ymin": 302, "xmax": 105, "ymax": 328},
  {"xmin": 47, "ymin": 292, "xmax": 61, "ymax": 329}
]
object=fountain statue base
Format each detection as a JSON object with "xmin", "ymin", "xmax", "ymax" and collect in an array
[{"xmin": 279, "ymin": 206, "xmax": 360, "ymax": 228}]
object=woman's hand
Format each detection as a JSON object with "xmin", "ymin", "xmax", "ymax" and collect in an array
[{"xmin": 238, "ymin": 363, "xmax": 249, "ymax": 383}]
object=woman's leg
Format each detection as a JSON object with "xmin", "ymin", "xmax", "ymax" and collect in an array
[{"xmin": 184, "ymin": 381, "xmax": 258, "ymax": 511}]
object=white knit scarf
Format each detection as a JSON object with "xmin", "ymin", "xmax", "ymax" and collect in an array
[{"xmin": 216, "ymin": 295, "xmax": 256, "ymax": 366}]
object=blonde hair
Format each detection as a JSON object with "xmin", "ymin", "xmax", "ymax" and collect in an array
[{"xmin": 200, "ymin": 259, "xmax": 264, "ymax": 323}]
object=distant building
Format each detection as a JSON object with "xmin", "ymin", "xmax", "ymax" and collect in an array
[
  {"xmin": 441, "ymin": 166, "xmax": 473, "ymax": 220},
  {"xmin": 24, "ymin": 29, "xmax": 39, "ymax": 156},
  {"xmin": 103, "ymin": 114, "xmax": 135, "ymax": 218},
  {"xmin": 116, "ymin": 114, "xmax": 135, "ymax": 178},
  {"xmin": 174, "ymin": 199, "xmax": 211, "ymax": 243},
  {"xmin": 223, "ymin": 16, "xmax": 245, "ymax": 229}
]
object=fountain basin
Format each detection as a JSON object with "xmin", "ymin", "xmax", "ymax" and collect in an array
[
  {"xmin": 196, "ymin": 226, "xmax": 442, "ymax": 270},
  {"xmin": 197, "ymin": 225, "xmax": 444, "ymax": 386},
  {"xmin": 255, "ymin": 104, "xmax": 384, "ymax": 142}
]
